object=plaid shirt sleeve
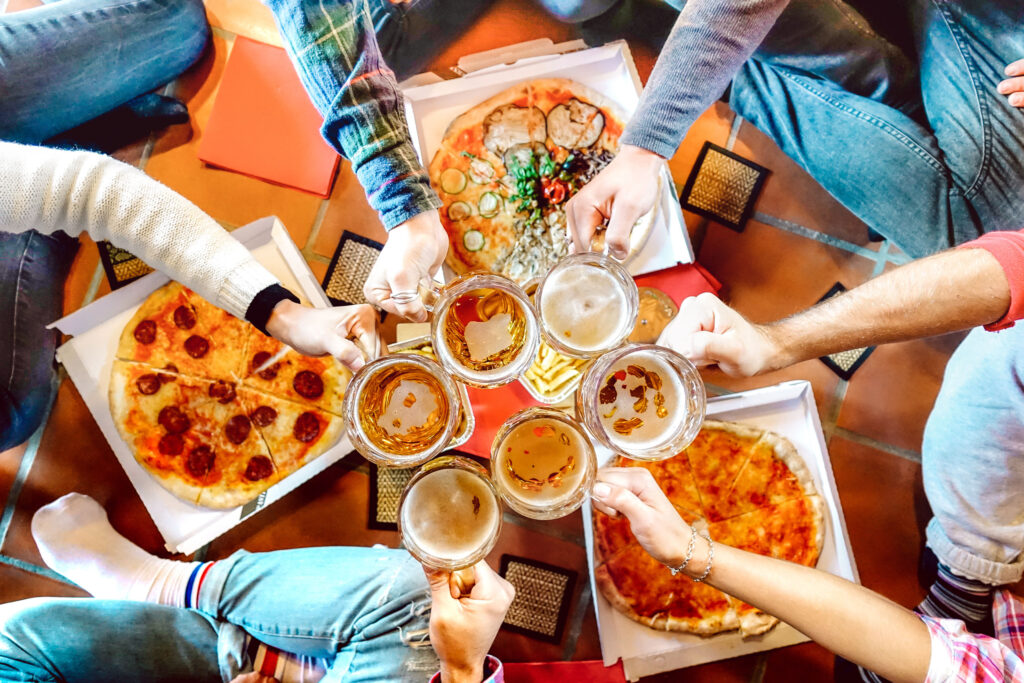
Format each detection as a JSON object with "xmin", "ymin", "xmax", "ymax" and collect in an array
[
  {"xmin": 262, "ymin": 0, "xmax": 441, "ymax": 230},
  {"xmin": 922, "ymin": 591, "xmax": 1024, "ymax": 682}
]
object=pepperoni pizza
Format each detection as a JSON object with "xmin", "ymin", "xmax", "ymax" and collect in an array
[{"xmin": 111, "ymin": 282, "xmax": 348, "ymax": 508}]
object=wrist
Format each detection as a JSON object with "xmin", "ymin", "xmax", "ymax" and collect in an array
[
  {"xmin": 440, "ymin": 660, "xmax": 485, "ymax": 683},
  {"xmin": 264, "ymin": 299, "xmax": 305, "ymax": 341},
  {"xmin": 621, "ymin": 144, "xmax": 666, "ymax": 170},
  {"xmin": 758, "ymin": 323, "xmax": 794, "ymax": 373}
]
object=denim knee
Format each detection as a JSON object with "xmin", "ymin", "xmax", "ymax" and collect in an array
[
  {"xmin": 165, "ymin": 0, "xmax": 211, "ymax": 71},
  {"xmin": 0, "ymin": 373, "xmax": 56, "ymax": 451}
]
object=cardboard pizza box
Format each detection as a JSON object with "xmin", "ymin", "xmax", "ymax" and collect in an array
[
  {"xmin": 582, "ymin": 380, "xmax": 860, "ymax": 680},
  {"xmin": 400, "ymin": 40, "xmax": 694, "ymax": 278},
  {"xmin": 50, "ymin": 217, "xmax": 354, "ymax": 555}
]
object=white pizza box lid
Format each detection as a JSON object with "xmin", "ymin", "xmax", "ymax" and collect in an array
[
  {"xmin": 50, "ymin": 217, "xmax": 354, "ymax": 555},
  {"xmin": 400, "ymin": 40, "xmax": 694, "ymax": 276},
  {"xmin": 583, "ymin": 380, "xmax": 860, "ymax": 681}
]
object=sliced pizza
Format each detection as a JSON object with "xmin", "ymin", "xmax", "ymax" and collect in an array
[
  {"xmin": 684, "ymin": 420, "xmax": 765, "ymax": 522},
  {"xmin": 240, "ymin": 387, "xmax": 345, "ymax": 479},
  {"xmin": 716, "ymin": 433, "xmax": 817, "ymax": 520}
]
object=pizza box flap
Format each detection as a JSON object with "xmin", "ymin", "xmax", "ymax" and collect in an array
[
  {"xmin": 583, "ymin": 380, "xmax": 859, "ymax": 681},
  {"xmin": 401, "ymin": 41, "xmax": 694, "ymax": 276},
  {"xmin": 50, "ymin": 217, "xmax": 354, "ymax": 555}
]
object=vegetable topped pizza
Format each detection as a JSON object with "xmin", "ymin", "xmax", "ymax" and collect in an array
[{"xmin": 429, "ymin": 78, "xmax": 658, "ymax": 283}]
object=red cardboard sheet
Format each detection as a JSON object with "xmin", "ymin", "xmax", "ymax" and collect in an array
[
  {"xmin": 198, "ymin": 36, "xmax": 340, "ymax": 197},
  {"xmin": 504, "ymin": 660, "xmax": 626, "ymax": 682}
]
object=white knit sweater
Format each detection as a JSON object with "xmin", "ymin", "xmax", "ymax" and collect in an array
[{"xmin": 0, "ymin": 140, "xmax": 279, "ymax": 319}]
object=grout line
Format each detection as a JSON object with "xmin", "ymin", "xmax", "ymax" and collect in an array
[
  {"xmin": 303, "ymin": 198, "xmax": 332, "ymax": 255},
  {"xmin": 0, "ymin": 400, "xmax": 53, "ymax": 549},
  {"xmin": 725, "ymin": 113, "xmax": 744, "ymax": 151},
  {"xmin": 0, "ymin": 553, "xmax": 78, "ymax": 588},
  {"xmin": 81, "ymin": 262, "xmax": 105, "ymax": 308},
  {"xmin": 753, "ymin": 211, "xmax": 880, "ymax": 261},
  {"xmin": 305, "ymin": 252, "xmax": 331, "ymax": 265},
  {"xmin": 748, "ymin": 653, "xmax": 768, "ymax": 683},
  {"xmin": 831, "ymin": 426, "xmax": 922, "ymax": 463},
  {"xmin": 560, "ymin": 579, "xmax": 591, "ymax": 660}
]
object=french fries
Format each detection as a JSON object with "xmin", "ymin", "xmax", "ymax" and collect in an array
[{"xmin": 523, "ymin": 341, "xmax": 589, "ymax": 399}]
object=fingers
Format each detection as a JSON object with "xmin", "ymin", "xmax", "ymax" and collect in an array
[
  {"xmin": 604, "ymin": 201, "xmax": 642, "ymax": 260},
  {"xmin": 998, "ymin": 74, "xmax": 1024, "ymax": 107},
  {"xmin": 591, "ymin": 473, "xmax": 658, "ymax": 522},
  {"xmin": 323, "ymin": 335, "xmax": 366, "ymax": 372},
  {"xmin": 1005, "ymin": 58, "xmax": 1024, "ymax": 77},
  {"xmin": 596, "ymin": 467, "xmax": 671, "ymax": 509},
  {"xmin": 659, "ymin": 294, "xmax": 723, "ymax": 349},
  {"xmin": 386, "ymin": 266, "xmax": 428, "ymax": 323},
  {"xmin": 566, "ymin": 191, "xmax": 607, "ymax": 256},
  {"xmin": 683, "ymin": 330, "xmax": 746, "ymax": 371}
]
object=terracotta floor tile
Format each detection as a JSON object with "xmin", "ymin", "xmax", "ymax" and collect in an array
[
  {"xmin": 697, "ymin": 219, "xmax": 877, "ymax": 324},
  {"xmin": 0, "ymin": 442, "xmax": 28, "ymax": 506},
  {"xmin": 701, "ymin": 360, "xmax": 840, "ymax": 424},
  {"xmin": 145, "ymin": 32, "xmax": 323, "ymax": 235},
  {"xmin": 837, "ymin": 332, "xmax": 965, "ymax": 454},
  {"xmin": 571, "ymin": 600, "xmax": 604, "ymax": 661},
  {"xmin": 764, "ymin": 642, "xmax": 834, "ymax": 682},
  {"xmin": 62, "ymin": 236, "xmax": 101, "ymax": 316},
  {"xmin": 315, "ymin": 162, "xmax": 388, "ymax": 259},
  {"xmin": 203, "ymin": 0, "xmax": 283, "ymax": 48},
  {"xmin": 668, "ymin": 102, "xmax": 735, "ymax": 192},
  {"xmin": 307, "ymin": 257, "xmax": 328, "ymax": 285},
  {"xmin": 0, "ymin": 562, "xmax": 87, "ymax": 603},
  {"xmin": 109, "ymin": 136, "xmax": 150, "ymax": 169},
  {"xmin": 829, "ymin": 436, "xmax": 927, "ymax": 608},
  {"xmin": 640, "ymin": 653, "xmax": 760, "ymax": 682}
]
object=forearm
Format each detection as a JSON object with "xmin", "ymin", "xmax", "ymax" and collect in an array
[
  {"xmin": 622, "ymin": 0, "xmax": 790, "ymax": 158},
  {"xmin": 681, "ymin": 539, "xmax": 930, "ymax": 683},
  {"xmin": 762, "ymin": 247, "xmax": 1010, "ymax": 370},
  {"xmin": 263, "ymin": 0, "xmax": 440, "ymax": 229}
]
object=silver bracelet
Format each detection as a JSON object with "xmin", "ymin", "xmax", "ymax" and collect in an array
[
  {"xmin": 692, "ymin": 533, "xmax": 714, "ymax": 583},
  {"xmin": 667, "ymin": 524, "xmax": 698, "ymax": 576}
]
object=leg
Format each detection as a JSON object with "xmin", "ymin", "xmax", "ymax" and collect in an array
[
  {"xmin": 922, "ymin": 325, "xmax": 1024, "ymax": 586},
  {"xmin": 0, "ymin": 598, "xmax": 225, "ymax": 682},
  {"xmin": 0, "ymin": 0, "xmax": 209, "ymax": 143},
  {"xmin": 533, "ymin": 0, "xmax": 616, "ymax": 23},
  {"xmin": 0, "ymin": 231, "xmax": 78, "ymax": 451},
  {"xmin": 911, "ymin": 0, "xmax": 1024, "ymax": 237},
  {"xmin": 196, "ymin": 547, "xmax": 438, "ymax": 681}
]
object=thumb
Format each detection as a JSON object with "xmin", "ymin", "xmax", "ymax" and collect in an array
[
  {"xmin": 605, "ymin": 202, "xmax": 641, "ymax": 260},
  {"xmin": 567, "ymin": 195, "xmax": 606, "ymax": 255},
  {"xmin": 387, "ymin": 267, "xmax": 428, "ymax": 323},
  {"xmin": 324, "ymin": 335, "xmax": 366, "ymax": 372},
  {"xmin": 686, "ymin": 330, "xmax": 749, "ymax": 375},
  {"xmin": 591, "ymin": 481, "xmax": 652, "ymax": 524}
]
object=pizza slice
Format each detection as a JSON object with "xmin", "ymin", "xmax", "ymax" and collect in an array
[
  {"xmin": 618, "ymin": 454, "xmax": 704, "ymax": 519},
  {"xmin": 240, "ymin": 327, "xmax": 351, "ymax": 417},
  {"xmin": 239, "ymin": 387, "xmax": 345, "ymax": 479},
  {"xmin": 708, "ymin": 495, "xmax": 825, "ymax": 568},
  {"xmin": 592, "ymin": 507, "xmax": 638, "ymax": 562},
  {"xmin": 716, "ymin": 433, "xmax": 817, "ymax": 520},
  {"xmin": 685, "ymin": 421, "xmax": 766, "ymax": 522}
]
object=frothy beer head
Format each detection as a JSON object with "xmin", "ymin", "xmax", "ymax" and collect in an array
[
  {"xmin": 401, "ymin": 466, "xmax": 500, "ymax": 567},
  {"xmin": 596, "ymin": 350, "xmax": 686, "ymax": 450}
]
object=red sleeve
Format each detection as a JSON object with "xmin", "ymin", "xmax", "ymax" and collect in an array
[{"xmin": 957, "ymin": 230, "xmax": 1024, "ymax": 330}]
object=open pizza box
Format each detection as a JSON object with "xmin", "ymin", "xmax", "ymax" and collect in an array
[
  {"xmin": 50, "ymin": 217, "xmax": 354, "ymax": 555},
  {"xmin": 400, "ymin": 40, "xmax": 694, "ymax": 278},
  {"xmin": 582, "ymin": 380, "xmax": 860, "ymax": 681}
]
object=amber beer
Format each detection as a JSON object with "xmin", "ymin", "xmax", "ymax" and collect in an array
[
  {"xmin": 491, "ymin": 407, "xmax": 596, "ymax": 519},
  {"xmin": 343, "ymin": 354, "xmax": 460, "ymax": 467},
  {"xmin": 535, "ymin": 252, "xmax": 639, "ymax": 359},
  {"xmin": 399, "ymin": 456, "xmax": 502, "ymax": 570}
]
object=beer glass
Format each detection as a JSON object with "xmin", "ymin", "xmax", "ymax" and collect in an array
[
  {"xmin": 491, "ymin": 407, "xmax": 597, "ymax": 519},
  {"xmin": 534, "ymin": 252, "xmax": 639, "ymax": 359},
  {"xmin": 394, "ymin": 273, "xmax": 540, "ymax": 388},
  {"xmin": 399, "ymin": 455, "xmax": 502, "ymax": 570},
  {"xmin": 343, "ymin": 353, "xmax": 461, "ymax": 468},
  {"xmin": 576, "ymin": 344, "xmax": 706, "ymax": 461}
]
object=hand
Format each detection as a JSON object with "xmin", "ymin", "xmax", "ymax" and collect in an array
[
  {"xmin": 998, "ymin": 59, "xmax": 1024, "ymax": 107},
  {"xmin": 364, "ymin": 211, "xmax": 448, "ymax": 323},
  {"xmin": 565, "ymin": 144, "xmax": 664, "ymax": 259},
  {"xmin": 265, "ymin": 301, "xmax": 378, "ymax": 372},
  {"xmin": 591, "ymin": 467, "xmax": 693, "ymax": 568},
  {"xmin": 657, "ymin": 292, "xmax": 780, "ymax": 377},
  {"xmin": 425, "ymin": 561, "xmax": 515, "ymax": 683}
]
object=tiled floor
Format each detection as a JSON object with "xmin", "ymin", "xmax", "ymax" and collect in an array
[{"xmin": 0, "ymin": 0, "xmax": 978, "ymax": 680}]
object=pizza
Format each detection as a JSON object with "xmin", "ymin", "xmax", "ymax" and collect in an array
[
  {"xmin": 110, "ymin": 282, "xmax": 349, "ymax": 508},
  {"xmin": 428, "ymin": 78, "xmax": 659, "ymax": 283},
  {"xmin": 592, "ymin": 420, "xmax": 825, "ymax": 637}
]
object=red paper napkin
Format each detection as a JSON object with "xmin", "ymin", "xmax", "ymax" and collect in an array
[
  {"xmin": 198, "ymin": 36, "xmax": 340, "ymax": 197},
  {"xmin": 634, "ymin": 261, "xmax": 722, "ymax": 305},
  {"xmin": 503, "ymin": 660, "xmax": 625, "ymax": 682}
]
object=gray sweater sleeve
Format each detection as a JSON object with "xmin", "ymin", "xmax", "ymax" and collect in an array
[{"xmin": 621, "ymin": 0, "xmax": 791, "ymax": 159}]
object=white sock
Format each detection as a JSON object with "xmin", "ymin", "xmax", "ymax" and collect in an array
[{"xmin": 31, "ymin": 493, "xmax": 199, "ymax": 607}]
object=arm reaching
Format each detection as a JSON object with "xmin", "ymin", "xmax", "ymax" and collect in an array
[{"xmin": 591, "ymin": 467, "xmax": 933, "ymax": 683}]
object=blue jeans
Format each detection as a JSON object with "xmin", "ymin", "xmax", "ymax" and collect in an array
[
  {"xmin": 0, "ymin": 547, "xmax": 437, "ymax": 682},
  {"xmin": 728, "ymin": 0, "xmax": 1024, "ymax": 257}
]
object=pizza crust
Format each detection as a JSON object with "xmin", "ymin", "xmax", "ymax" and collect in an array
[{"xmin": 755, "ymin": 430, "xmax": 818, "ymax": 498}]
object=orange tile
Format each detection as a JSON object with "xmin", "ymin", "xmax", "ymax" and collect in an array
[
  {"xmin": 62, "ymin": 235, "xmax": 101, "ymax": 316},
  {"xmin": 110, "ymin": 136, "xmax": 150, "ymax": 169},
  {"xmin": 829, "ymin": 437, "xmax": 926, "ymax": 608},
  {"xmin": 0, "ymin": 562, "xmax": 87, "ymax": 603},
  {"xmin": 836, "ymin": 331, "xmax": 965, "ymax": 453},
  {"xmin": 203, "ymin": 0, "xmax": 284, "ymax": 47},
  {"xmin": 0, "ymin": 442, "xmax": 28, "ymax": 506},
  {"xmin": 764, "ymin": 642, "xmax": 834, "ymax": 682},
  {"xmin": 307, "ymin": 258, "xmax": 328, "ymax": 285},
  {"xmin": 571, "ymin": 602, "xmax": 604, "ymax": 661},
  {"xmin": 145, "ymin": 32, "xmax": 323, "ymax": 236},
  {"xmin": 315, "ymin": 162, "xmax": 387, "ymax": 258}
]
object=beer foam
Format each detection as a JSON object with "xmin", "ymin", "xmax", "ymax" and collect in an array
[
  {"xmin": 377, "ymin": 379, "xmax": 438, "ymax": 437},
  {"xmin": 464, "ymin": 313, "xmax": 514, "ymax": 361},
  {"xmin": 541, "ymin": 265, "xmax": 629, "ymax": 352},
  {"xmin": 402, "ymin": 468, "xmax": 500, "ymax": 562},
  {"xmin": 597, "ymin": 350, "xmax": 686, "ymax": 451}
]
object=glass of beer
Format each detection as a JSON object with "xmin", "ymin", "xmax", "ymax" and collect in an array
[
  {"xmin": 534, "ymin": 252, "xmax": 639, "ymax": 359},
  {"xmin": 576, "ymin": 344, "xmax": 706, "ymax": 461},
  {"xmin": 343, "ymin": 353, "xmax": 460, "ymax": 468},
  {"xmin": 399, "ymin": 455, "xmax": 502, "ymax": 570},
  {"xmin": 491, "ymin": 407, "xmax": 597, "ymax": 519}
]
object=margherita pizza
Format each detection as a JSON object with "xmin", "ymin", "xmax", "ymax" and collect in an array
[
  {"xmin": 429, "ymin": 78, "xmax": 659, "ymax": 283},
  {"xmin": 592, "ymin": 420, "xmax": 825, "ymax": 637},
  {"xmin": 111, "ymin": 282, "xmax": 349, "ymax": 508}
]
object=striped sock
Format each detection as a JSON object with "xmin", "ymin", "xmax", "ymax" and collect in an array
[
  {"xmin": 917, "ymin": 563, "xmax": 995, "ymax": 636},
  {"xmin": 182, "ymin": 561, "xmax": 217, "ymax": 609}
]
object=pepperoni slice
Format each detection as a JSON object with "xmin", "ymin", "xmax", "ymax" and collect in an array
[
  {"xmin": 244, "ymin": 455, "xmax": 274, "ymax": 481},
  {"xmin": 173, "ymin": 305, "xmax": 197, "ymax": 330},
  {"xmin": 293, "ymin": 412, "xmax": 321, "ymax": 443},
  {"xmin": 133, "ymin": 320, "xmax": 157, "ymax": 344},
  {"xmin": 158, "ymin": 433, "xmax": 184, "ymax": 455},
  {"xmin": 225, "ymin": 415, "xmax": 251, "ymax": 445},
  {"xmin": 184, "ymin": 335, "xmax": 210, "ymax": 358},
  {"xmin": 186, "ymin": 445, "xmax": 215, "ymax": 478},
  {"xmin": 250, "ymin": 406, "xmax": 277, "ymax": 427},
  {"xmin": 251, "ymin": 351, "xmax": 279, "ymax": 380},
  {"xmin": 158, "ymin": 364, "xmax": 179, "ymax": 384},
  {"xmin": 208, "ymin": 380, "xmax": 237, "ymax": 404},
  {"xmin": 293, "ymin": 370, "xmax": 324, "ymax": 399},
  {"xmin": 158, "ymin": 406, "xmax": 190, "ymax": 434},
  {"xmin": 136, "ymin": 374, "xmax": 161, "ymax": 395}
]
